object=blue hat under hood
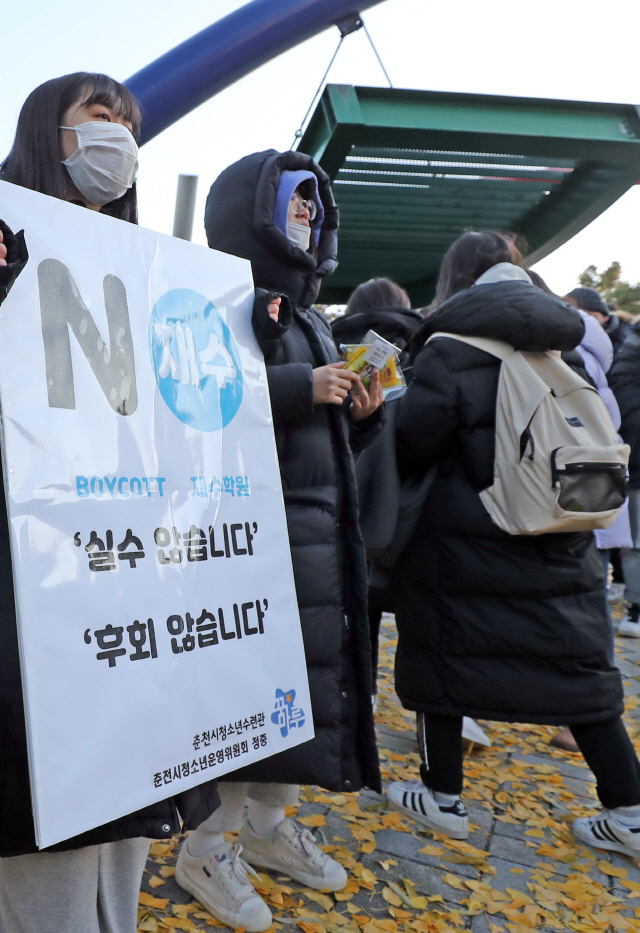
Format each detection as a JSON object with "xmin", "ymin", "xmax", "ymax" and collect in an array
[{"xmin": 274, "ymin": 169, "xmax": 324, "ymax": 245}]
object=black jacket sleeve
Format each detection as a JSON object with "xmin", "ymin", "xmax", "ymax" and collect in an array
[
  {"xmin": 349, "ymin": 403, "xmax": 386, "ymax": 454},
  {"xmin": 609, "ymin": 324, "xmax": 640, "ymax": 485},
  {"xmin": 395, "ymin": 339, "xmax": 460, "ymax": 472},
  {"xmin": 253, "ymin": 288, "xmax": 314, "ymax": 424},
  {"xmin": 0, "ymin": 221, "xmax": 28, "ymax": 307}
]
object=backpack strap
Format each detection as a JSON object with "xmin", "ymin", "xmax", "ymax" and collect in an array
[{"xmin": 427, "ymin": 332, "xmax": 515, "ymax": 361}]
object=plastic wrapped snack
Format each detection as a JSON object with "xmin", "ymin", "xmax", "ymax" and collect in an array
[{"xmin": 340, "ymin": 329, "xmax": 405, "ymax": 392}]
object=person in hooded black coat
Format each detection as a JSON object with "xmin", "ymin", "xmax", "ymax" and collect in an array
[
  {"xmin": 605, "ymin": 305, "xmax": 632, "ymax": 357},
  {"xmin": 385, "ymin": 231, "xmax": 640, "ymax": 858},
  {"xmin": 174, "ymin": 150, "xmax": 384, "ymax": 932},
  {"xmin": 609, "ymin": 317, "xmax": 640, "ymax": 635},
  {"xmin": 331, "ymin": 277, "xmax": 421, "ymax": 693}
]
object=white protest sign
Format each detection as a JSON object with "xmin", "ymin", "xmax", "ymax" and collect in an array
[{"xmin": 0, "ymin": 180, "xmax": 313, "ymax": 849}]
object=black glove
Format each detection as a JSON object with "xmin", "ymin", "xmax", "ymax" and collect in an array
[
  {"xmin": 252, "ymin": 289, "xmax": 293, "ymax": 360},
  {"xmin": 0, "ymin": 220, "xmax": 28, "ymax": 307}
]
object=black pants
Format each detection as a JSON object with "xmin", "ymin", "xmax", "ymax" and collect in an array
[
  {"xmin": 417, "ymin": 712, "xmax": 640, "ymax": 809},
  {"xmin": 611, "ymin": 548, "xmax": 624, "ymax": 585},
  {"xmin": 368, "ymin": 587, "xmax": 393, "ymax": 695}
]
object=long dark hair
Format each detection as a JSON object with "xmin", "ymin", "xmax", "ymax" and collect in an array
[
  {"xmin": 346, "ymin": 277, "xmax": 411, "ymax": 315},
  {"xmin": 432, "ymin": 231, "xmax": 523, "ymax": 309},
  {"xmin": 406, "ymin": 231, "xmax": 525, "ymax": 364},
  {"xmin": 1, "ymin": 73, "xmax": 142, "ymax": 223}
]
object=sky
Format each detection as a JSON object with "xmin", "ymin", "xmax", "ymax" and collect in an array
[{"xmin": 3, "ymin": 0, "xmax": 640, "ymax": 298}]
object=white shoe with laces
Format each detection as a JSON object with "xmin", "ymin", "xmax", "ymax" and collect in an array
[
  {"xmin": 618, "ymin": 604, "xmax": 640, "ymax": 638},
  {"xmin": 607, "ymin": 582, "xmax": 625, "ymax": 603},
  {"xmin": 573, "ymin": 809, "xmax": 640, "ymax": 859},
  {"xmin": 175, "ymin": 840, "xmax": 272, "ymax": 932},
  {"xmin": 387, "ymin": 779, "xmax": 469, "ymax": 839},
  {"xmin": 238, "ymin": 817, "xmax": 348, "ymax": 891}
]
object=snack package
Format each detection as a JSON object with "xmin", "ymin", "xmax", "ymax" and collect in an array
[{"xmin": 340, "ymin": 329, "xmax": 405, "ymax": 392}]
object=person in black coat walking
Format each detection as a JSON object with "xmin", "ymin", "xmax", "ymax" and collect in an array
[
  {"xmin": 331, "ymin": 277, "xmax": 422, "ymax": 360},
  {"xmin": 0, "ymin": 73, "xmax": 220, "ymax": 933},
  {"xmin": 605, "ymin": 305, "xmax": 632, "ymax": 357},
  {"xmin": 331, "ymin": 277, "xmax": 421, "ymax": 696},
  {"xmin": 175, "ymin": 150, "xmax": 384, "ymax": 931},
  {"xmin": 386, "ymin": 231, "xmax": 640, "ymax": 859},
  {"xmin": 565, "ymin": 288, "xmax": 631, "ymax": 358},
  {"xmin": 609, "ymin": 317, "xmax": 640, "ymax": 636}
]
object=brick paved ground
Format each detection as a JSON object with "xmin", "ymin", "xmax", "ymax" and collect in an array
[{"xmin": 138, "ymin": 603, "xmax": 640, "ymax": 932}]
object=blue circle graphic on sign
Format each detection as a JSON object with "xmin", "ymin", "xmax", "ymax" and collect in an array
[{"xmin": 149, "ymin": 289, "xmax": 243, "ymax": 432}]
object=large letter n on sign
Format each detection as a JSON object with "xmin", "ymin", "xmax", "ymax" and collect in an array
[{"xmin": 38, "ymin": 259, "xmax": 137, "ymax": 415}]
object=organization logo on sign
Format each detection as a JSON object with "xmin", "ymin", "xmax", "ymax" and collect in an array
[
  {"xmin": 271, "ymin": 688, "xmax": 306, "ymax": 738},
  {"xmin": 149, "ymin": 288, "xmax": 243, "ymax": 431}
]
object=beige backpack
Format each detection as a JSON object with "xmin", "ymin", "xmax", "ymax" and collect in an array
[{"xmin": 427, "ymin": 333, "xmax": 630, "ymax": 536}]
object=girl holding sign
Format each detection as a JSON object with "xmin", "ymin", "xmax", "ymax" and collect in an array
[
  {"xmin": 173, "ymin": 152, "xmax": 384, "ymax": 932},
  {"xmin": 0, "ymin": 73, "xmax": 220, "ymax": 933}
]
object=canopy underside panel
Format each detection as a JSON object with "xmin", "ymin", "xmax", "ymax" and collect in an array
[{"xmin": 297, "ymin": 85, "xmax": 640, "ymax": 305}]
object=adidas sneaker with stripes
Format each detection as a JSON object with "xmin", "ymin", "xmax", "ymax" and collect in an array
[
  {"xmin": 386, "ymin": 780, "xmax": 469, "ymax": 839},
  {"xmin": 573, "ymin": 811, "xmax": 640, "ymax": 859}
]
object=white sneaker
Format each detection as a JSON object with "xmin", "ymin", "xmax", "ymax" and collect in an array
[
  {"xmin": 607, "ymin": 582, "xmax": 625, "ymax": 603},
  {"xmin": 573, "ymin": 811, "xmax": 640, "ymax": 859},
  {"xmin": 175, "ymin": 840, "xmax": 272, "ymax": 932},
  {"xmin": 618, "ymin": 605, "xmax": 640, "ymax": 638},
  {"xmin": 238, "ymin": 817, "xmax": 348, "ymax": 891},
  {"xmin": 386, "ymin": 780, "xmax": 469, "ymax": 839}
]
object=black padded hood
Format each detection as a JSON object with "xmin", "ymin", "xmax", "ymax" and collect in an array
[
  {"xmin": 204, "ymin": 149, "xmax": 338, "ymax": 308},
  {"xmin": 410, "ymin": 280, "xmax": 585, "ymax": 360},
  {"xmin": 332, "ymin": 307, "xmax": 423, "ymax": 351}
]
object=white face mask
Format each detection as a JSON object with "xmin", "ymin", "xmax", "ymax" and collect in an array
[
  {"xmin": 287, "ymin": 220, "xmax": 311, "ymax": 251},
  {"xmin": 60, "ymin": 121, "xmax": 139, "ymax": 206}
]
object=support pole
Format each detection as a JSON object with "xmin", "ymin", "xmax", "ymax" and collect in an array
[{"xmin": 172, "ymin": 175, "xmax": 198, "ymax": 241}]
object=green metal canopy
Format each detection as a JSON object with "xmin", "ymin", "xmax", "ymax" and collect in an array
[{"xmin": 297, "ymin": 84, "xmax": 640, "ymax": 305}]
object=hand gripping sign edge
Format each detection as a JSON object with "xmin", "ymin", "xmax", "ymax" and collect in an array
[{"xmin": 149, "ymin": 288, "xmax": 243, "ymax": 432}]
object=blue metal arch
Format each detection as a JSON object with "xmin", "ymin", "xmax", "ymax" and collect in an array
[{"xmin": 126, "ymin": 0, "xmax": 385, "ymax": 144}]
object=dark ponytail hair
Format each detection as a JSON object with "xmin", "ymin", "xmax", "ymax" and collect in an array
[
  {"xmin": 406, "ymin": 230, "xmax": 525, "ymax": 364},
  {"xmin": 1, "ymin": 73, "xmax": 142, "ymax": 223},
  {"xmin": 431, "ymin": 230, "xmax": 523, "ymax": 309}
]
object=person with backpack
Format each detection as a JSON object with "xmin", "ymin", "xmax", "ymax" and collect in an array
[
  {"xmin": 173, "ymin": 150, "xmax": 384, "ymax": 932},
  {"xmin": 385, "ymin": 230, "xmax": 640, "ymax": 859},
  {"xmin": 0, "ymin": 73, "xmax": 221, "ymax": 933}
]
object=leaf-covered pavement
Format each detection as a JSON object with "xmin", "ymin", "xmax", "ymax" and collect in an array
[{"xmin": 138, "ymin": 604, "xmax": 640, "ymax": 933}]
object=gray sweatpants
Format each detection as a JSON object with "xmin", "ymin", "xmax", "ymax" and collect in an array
[
  {"xmin": 194, "ymin": 781, "xmax": 300, "ymax": 833},
  {"xmin": 0, "ymin": 838, "xmax": 150, "ymax": 933}
]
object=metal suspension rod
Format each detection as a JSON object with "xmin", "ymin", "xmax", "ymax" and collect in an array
[
  {"xmin": 290, "ymin": 35, "xmax": 345, "ymax": 149},
  {"xmin": 362, "ymin": 21, "xmax": 393, "ymax": 88}
]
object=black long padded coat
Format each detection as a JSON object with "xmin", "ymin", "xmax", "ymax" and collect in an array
[
  {"xmin": 393, "ymin": 279, "xmax": 624, "ymax": 725},
  {"xmin": 205, "ymin": 150, "xmax": 382, "ymax": 793},
  {"xmin": 609, "ymin": 319, "xmax": 640, "ymax": 487},
  {"xmin": 0, "ymin": 222, "xmax": 220, "ymax": 857}
]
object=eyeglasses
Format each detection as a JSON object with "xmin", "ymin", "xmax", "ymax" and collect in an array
[{"xmin": 290, "ymin": 191, "xmax": 317, "ymax": 221}]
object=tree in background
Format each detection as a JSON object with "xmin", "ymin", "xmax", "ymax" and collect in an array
[{"xmin": 578, "ymin": 262, "xmax": 640, "ymax": 314}]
